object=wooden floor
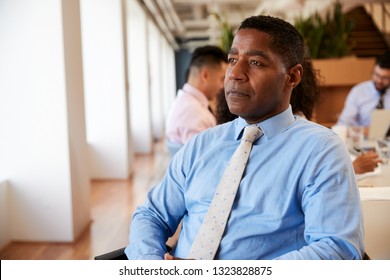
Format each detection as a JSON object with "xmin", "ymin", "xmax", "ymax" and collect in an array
[{"xmin": 0, "ymin": 141, "xmax": 170, "ymax": 260}]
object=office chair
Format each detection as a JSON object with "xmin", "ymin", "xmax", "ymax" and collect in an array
[
  {"xmin": 94, "ymin": 245, "xmax": 173, "ymax": 260},
  {"xmin": 94, "ymin": 247, "xmax": 128, "ymax": 260}
]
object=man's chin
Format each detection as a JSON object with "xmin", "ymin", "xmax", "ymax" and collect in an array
[
  {"xmin": 374, "ymin": 84, "xmax": 389, "ymax": 93},
  {"xmin": 227, "ymin": 106, "xmax": 243, "ymax": 117}
]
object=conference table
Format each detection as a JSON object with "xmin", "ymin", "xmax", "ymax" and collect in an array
[
  {"xmin": 357, "ymin": 164, "xmax": 390, "ymax": 260},
  {"xmin": 331, "ymin": 124, "xmax": 390, "ymax": 259}
]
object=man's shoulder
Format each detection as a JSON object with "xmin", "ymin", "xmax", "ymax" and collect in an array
[
  {"xmin": 169, "ymin": 92, "xmax": 204, "ymax": 115},
  {"xmin": 190, "ymin": 121, "xmax": 234, "ymax": 142},
  {"xmin": 292, "ymin": 118, "xmax": 336, "ymax": 139},
  {"xmin": 290, "ymin": 119, "xmax": 347, "ymax": 156},
  {"xmin": 347, "ymin": 81, "xmax": 377, "ymax": 103},
  {"xmin": 351, "ymin": 80, "xmax": 373, "ymax": 92},
  {"xmin": 174, "ymin": 90, "xmax": 197, "ymax": 103}
]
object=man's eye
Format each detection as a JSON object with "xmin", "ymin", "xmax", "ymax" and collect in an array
[
  {"xmin": 250, "ymin": 60, "xmax": 262, "ymax": 66},
  {"xmin": 228, "ymin": 58, "xmax": 236, "ymax": 63}
]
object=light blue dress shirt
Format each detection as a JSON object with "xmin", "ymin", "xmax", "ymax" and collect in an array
[
  {"xmin": 125, "ymin": 107, "xmax": 364, "ymax": 260},
  {"xmin": 337, "ymin": 80, "xmax": 390, "ymax": 126}
]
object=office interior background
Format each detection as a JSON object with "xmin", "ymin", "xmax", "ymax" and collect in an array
[{"xmin": 1, "ymin": 0, "xmax": 390, "ymax": 259}]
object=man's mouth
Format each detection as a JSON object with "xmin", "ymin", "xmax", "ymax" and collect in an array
[{"xmin": 227, "ymin": 89, "xmax": 249, "ymax": 98}]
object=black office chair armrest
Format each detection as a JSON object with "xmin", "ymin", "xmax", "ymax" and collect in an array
[
  {"xmin": 94, "ymin": 247, "xmax": 127, "ymax": 260},
  {"xmin": 94, "ymin": 245, "xmax": 173, "ymax": 260}
]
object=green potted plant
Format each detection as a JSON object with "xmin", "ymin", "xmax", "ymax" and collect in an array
[
  {"xmin": 212, "ymin": 13, "xmax": 234, "ymax": 53},
  {"xmin": 294, "ymin": 2, "xmax": 375, "ymax": 128},
  {"xmin": 294, "ymin": 1, "xmax": 354, "ymax": 59}
]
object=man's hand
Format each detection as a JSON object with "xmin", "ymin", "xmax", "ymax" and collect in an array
[
  {"xmin": 164, "ymin": 253, "xmax": 192, "ymax": 260},
  {"xmin": 353, "ymin": 151, "xmax": 383, "ymax": 174}
]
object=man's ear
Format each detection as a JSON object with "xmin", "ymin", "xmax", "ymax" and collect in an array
[
  {"xmin": 287, "ymin": 64, "xmax": 303, "ymax": 89},
  {"xmin": 200, "ymin": 67, "xmax": 209, "ymax": 82}
]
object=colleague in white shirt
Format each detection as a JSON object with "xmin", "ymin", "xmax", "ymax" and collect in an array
[
  {"xmin": 165, "ymin": 46, "xmax": 228, "ymax": 156},
  {"xmin": 337, "ymin": 51, "xmax": 390, "ymax": 127}
]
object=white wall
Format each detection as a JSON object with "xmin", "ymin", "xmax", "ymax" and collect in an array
[
  {"xmin": 62, "ymin": 0, "xmax": 91, "ymax": 240},
  {"xmin": 0, "ymin": 0, "xmax": 177, "ymax": 245},
  {"xmin": 162, "ymin": 39, "xmax": 177, "ymax": 120},
  {"xmin": 126, "ymin": 0, "xmax": 153, "ymax": 153},
  {"xmin": 149, "ymin": 24, "xmax": 177, "ymax": 139},
  {"xmin": 148, "ymin": 20, "xmax": 165, "ymax": 140},
  {"xmin": 0, "ymin": 181, "xmax": 9, "ymax": 249},
  {"xmin": 80, "ymin": 0, "xmax": 132, "ymax": 179},
  {"xmin": 0, "ymin": 0, "xmax": 90, "ymax": 242}
]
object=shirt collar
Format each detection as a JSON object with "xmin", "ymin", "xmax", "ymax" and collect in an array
[
  {"xmin": 182, "ymin": 83, "xmax": 209, "ymax": 108},
  {"xmin": 370, "ymin": 81, "xmax": 390, "ymax": 96},
  {"xmin": 233, "ymin": 106, "xmax": 295, "ymax": 141}
]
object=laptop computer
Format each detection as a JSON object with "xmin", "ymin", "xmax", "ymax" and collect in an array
[{"xmin": 369, "ymin": 109, "xmax": 390, "ymax": 140}]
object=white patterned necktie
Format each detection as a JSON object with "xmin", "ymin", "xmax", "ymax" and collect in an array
[{"xmin": 188, "ymin": 125, "xmax": 263, "ymax": 260}]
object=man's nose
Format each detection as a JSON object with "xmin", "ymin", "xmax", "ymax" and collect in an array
[{"xmin": 227, "ymin": 62, "xmax": 247, "ymax": 82}]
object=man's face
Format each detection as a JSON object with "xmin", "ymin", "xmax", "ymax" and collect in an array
[
  {"xmin": 224, "ymin": 29, "xmax": 294, "ymax": 124},
  {"xmin": 372, "ymin": 65, "xmax": 390, "ymax": 92}
]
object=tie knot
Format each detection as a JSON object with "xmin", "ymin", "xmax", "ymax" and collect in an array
[{"xmin": 242, "ymin": 125, "xmax": 262, "ymax": 143}]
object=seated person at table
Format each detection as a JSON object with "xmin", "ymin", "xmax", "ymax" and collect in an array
[
  {"xmin": 125, "ymin": 15, "xmax": 364, "ymax": 260},
  {"xmin": 337, "ymin": 50, "xmax": 390, "ymax": 127}
]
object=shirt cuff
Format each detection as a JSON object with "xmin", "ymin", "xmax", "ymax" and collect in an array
[{"xmin": 136, "ymin": 254, "xmax": 164, "ymax": 260}]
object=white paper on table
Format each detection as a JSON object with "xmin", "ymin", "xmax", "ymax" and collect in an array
[
  {"xmin": 356, "ymin": 167, "xmax": 382, "ymax": 181},
  {"xmin": 359, "ymin": 186, "xmax": 390, "ymax": 201}
]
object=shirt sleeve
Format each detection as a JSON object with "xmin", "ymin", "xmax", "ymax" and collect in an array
[
  {"xmin": 274, "ymin": 133, "xmax": 364, "ymax": 260},
  {"xmin": 124, "ymin": 148, "xmax": 188, "ymax": 260},
  {"xmin": 337, "ymin": 86, "xmax": 361, "ymax": 126}
]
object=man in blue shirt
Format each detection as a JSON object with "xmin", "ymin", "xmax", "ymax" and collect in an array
[
  {"xmin": 125, "ymin": 15, "xmax": 364, "ymax": 260},
  {"xmin": 337, "ymin": 51, "xmax": 390, "ymax": 127}
]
